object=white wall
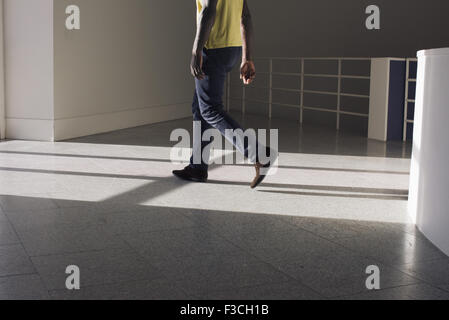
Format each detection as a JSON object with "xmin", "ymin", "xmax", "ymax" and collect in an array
[
  {"xmin": 241, "ymin": 0, "xmax": 449, "ymax": 131},
  {"xmin": 53, "ymin": 0, "xmax": 195, "ymax": 140},
  {"xmin": 251, "ymin": 0, "xmax": 449, "ymax": 58},
  {"xmin": 4, "ymin": 0, "xmax": 54, "ymax": 141},
  {"xmin": 4, "ymin": 0, "xmax": 195, "ymax": 141}
]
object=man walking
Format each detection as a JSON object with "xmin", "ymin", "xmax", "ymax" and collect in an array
[{"xmin": 173, "ymin": 0, "xmax": 276, "ymax": 188}]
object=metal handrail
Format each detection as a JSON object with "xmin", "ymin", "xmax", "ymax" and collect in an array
[
  {"xmin": 255, "ymin": 57, "xmax": 372, "ymax": 61},
  {"xmin": 227, "ymin": 57, "xmax": 371, "ymax": 130}
]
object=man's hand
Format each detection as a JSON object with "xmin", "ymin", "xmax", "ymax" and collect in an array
[
  {"xmin": 190, "ymin": 52, "xmax": 205, "ymax": 80},
  {"xmin": 240, "ymin": 0, "xmax": 254, "ymax": 85},
  {"xmin": 240, "ymin": 60, "xmax": 256, "ymax": 85}
]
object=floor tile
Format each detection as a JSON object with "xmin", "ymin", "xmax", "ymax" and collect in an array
[
  {"xmin": 0, "ymin": 173, "xmax": 65, "ymax": 195},
  {"xmin": 439, "ymin": 284, "xmax": 449, "ymax": 293},
  {"xmin": 396, "ymin": 258, "xmax": 449, "ymax": 286},
  {"xmin": 147, "ymin": 251, "xmax": 264, "ymax": 281},
  {"xmin": 223, "ymin": 228, "xmax": 348, "ymax": 265},
  {"xmin": 121, "ymin": 227, "xmax": 241, "ymax": 259},
  {"xmin": 95, "ymin": 207, "xmax": 196, "ymax": 235},
  {"xmin": 174, "ymin": 261, "xmax": 292, "ymax": 298},
  {"xmin": 333, "ymin": 232, "xmax": 447, "ymax": 266},
  {"xmin": 0, "ymin": 195, "xmax": 58, "ymax": 213},
  {"xmin": 202, "ymin": 281, "xmax": 323, "ymax": 300},
  {"xmin": 32, "ymin": 248, "xmax": 163, "ymax": 290},
  {"xmin": 276, "ymin": 216, "xmax": 366, "ymax": 240},
  {"xmin": 183, "ymin": 210, "xmax": 297, "ymax": 237},
  {"xmin": 341, "ymin": 283, "xmax": 449, "ymax": 300},
  {"xmin": 6, "ymin": 207, "xmax": 95, "ymax": 231},
  {"xmin": 6, "ymin": 205, "xmax": 195, "ymax": 236},
  {"xmin": 0, "ymin": 244, "xmax": 36, "ymax": 277},
  {"xmin": 0, "ymin": 274, "xmax": 50, "ymax": 300},
  {"xmin": 269, "ymin": 251, "xmax": 419, "ymax": 298},
  {"xmin": 16, "ymin": 224, "xmax": 129, "ymax": 256},
  {"xmin": 0, "ymin": 216, "xmax": 20, "ymax": 245},
  {"xmin": 355, "ymin": 220, "xmax": 427, "ymax": 240},
  {"xmin": 49, "ymin": 278, "xmax": 191, "ymax": 300}
]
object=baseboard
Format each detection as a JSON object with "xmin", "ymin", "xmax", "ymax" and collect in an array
[
  {"xmin": 54, "ymin": 103, "xmax": 191, "ymax": 141},
  {"xmin": 0, "ymin": 118, "xmax": 5, "ymax": 140},
  {"xmin": 6, "ymin": 118, "xmax": 54, "ymax": 141}
]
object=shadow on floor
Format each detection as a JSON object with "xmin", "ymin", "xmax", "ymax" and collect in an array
[
  {"xmin": 0, "ymin": 165, "xmax": 409, "ymax": 201},
  {"xmin": 0, "ymin": 150, "xmax": 410, "ymax": 175},
  {"xmin": 0, "ymin": 193, "xmax": 448, "ymax": 300}
]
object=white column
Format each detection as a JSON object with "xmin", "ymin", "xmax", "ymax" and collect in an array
[
  {"xmin": 409, "ymin": 47, "xmax": 449, "ymax": 256},
  {"xmin": 4, "ymin": 0, "xmax": 54, "ymax": 141},
  {"xmin": 368, "ymin": 58, "xmax": 390, "ymax": 141}
]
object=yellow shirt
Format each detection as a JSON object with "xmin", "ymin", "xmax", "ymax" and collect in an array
[{"xmin": 197, "ymin": 0, "xmax": 244, "ymax": 49}]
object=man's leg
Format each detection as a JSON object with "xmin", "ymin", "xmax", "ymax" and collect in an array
[
  {"xmin": 174, "ymin": 48, "xmax": 275, "ymax": 187},
  {"xmin": 195, "ymin": 49, "xmax": 258, "ymax": 164},
  {"xmin": 172, "ymin": 92, "xmax": 212, "ymax": 183},
  {"xmin": 190, "ymin": 91, "xmax": 213, "ymax": 172}
]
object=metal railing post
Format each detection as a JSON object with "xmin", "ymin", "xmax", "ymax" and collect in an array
[
  {"xmin": 242, "ymin": 85, "xmax": 246, "ymax": 115},
  {"xmin": 268, "ymin": 59, "xmax": 273, "ymax": 119},
  {"xmin": 336, "ymin": 59, "xmax": 342, "ymax": 130},
  {"xmin": 232, "ymin": 57, "xmax": 371, "ymax": 128},
  {"xmin": 403, "ymin": 59, "xmax": 410, "ymax": 142},
  {"xmin": 300, "ymin": 58, "xmax": 305, "ymax": 124}
]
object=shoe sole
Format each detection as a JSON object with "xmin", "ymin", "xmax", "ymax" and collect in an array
[{"xmin": 173, "ymin": 172, "xmax": 208, "ymax": 183}]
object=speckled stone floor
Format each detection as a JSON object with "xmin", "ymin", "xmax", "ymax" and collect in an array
[{"xmin": 0, "ymin": 113, "xmax": 448, "ymax": 300}]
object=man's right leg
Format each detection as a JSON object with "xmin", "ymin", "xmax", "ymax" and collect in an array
[
  {"xmin": 172, "ymin": 92, "xmax": 211, "ymax": 182},
  {"xmin": 190, "ymin": 91, "xmax": 213, "ymax": 172}
]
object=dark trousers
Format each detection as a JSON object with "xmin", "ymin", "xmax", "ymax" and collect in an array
[{"xmin": 189, "ymin": 47, "xmax": 258, "ymax": 172}]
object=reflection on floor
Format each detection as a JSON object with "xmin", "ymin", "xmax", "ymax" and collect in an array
[{"xmin": 0, "ymin": 114, "xmax": 448, "ymax": 300}]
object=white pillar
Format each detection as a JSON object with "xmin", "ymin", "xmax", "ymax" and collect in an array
[
  {"xmin": 368, "ymin": 58, "xmax": 391, "ymax": 141},
  {"xmin": 409, "ymin": 47, "xmax": 449, "ymax": 256},
  {"xmin": 4, "ymin": 0, "xmax": 54, "ymax": 141}
]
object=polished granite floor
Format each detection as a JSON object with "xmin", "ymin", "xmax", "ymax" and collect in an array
[{"xmin": 0, "ymin": 113, "xmax": 448, "ymax": 300}]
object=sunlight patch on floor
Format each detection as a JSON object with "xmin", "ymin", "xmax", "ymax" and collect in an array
[{"xmin": 0, "ymin": 141, "xmax": 411, "ymax": 223}]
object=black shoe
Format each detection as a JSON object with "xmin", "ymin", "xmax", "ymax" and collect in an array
[{"xmin": 173, "ymin": 166, "xmax": 208, "ymax": 183}]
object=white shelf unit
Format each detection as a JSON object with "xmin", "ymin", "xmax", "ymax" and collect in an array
[{"xmin": 403, "ymin": 58, "xmax": 418, "ymax": 141}]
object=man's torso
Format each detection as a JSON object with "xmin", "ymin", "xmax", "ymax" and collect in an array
[{"xmin": 197, "ymin": 0, "xmax": 244, "ymax": 49}]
